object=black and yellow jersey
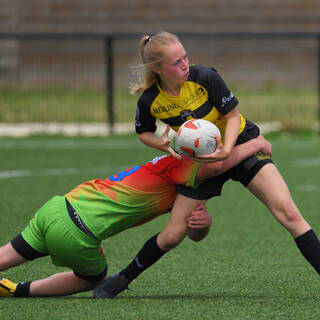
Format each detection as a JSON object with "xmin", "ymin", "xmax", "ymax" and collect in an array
[{"xmin": 135, "ymin": 64, "xmax": 246, "ymax": 140}]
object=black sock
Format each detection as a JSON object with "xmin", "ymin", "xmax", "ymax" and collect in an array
[
  {"xmin": 120, "ymin": 234, "xmax": 167, "ymax": 283},
  {"xmin": 295, "ymin": 229, "xmax": 320, "ymax": 274},
  {"xmin": 13, "ymin": 281, "xmax": 32, "ymax": 297}
]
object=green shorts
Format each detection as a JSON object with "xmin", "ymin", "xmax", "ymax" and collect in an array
[{"xmin": 19, "ymin": 196, "xmax": 107, "ymax": 280}]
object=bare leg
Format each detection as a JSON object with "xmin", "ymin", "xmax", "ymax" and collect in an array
[
  {"xmin": 30, "ymin": 272, "xmax": 100, "ymax": 297},
  {"xmin": 247, "ymin": 163, "xmax": 320, "ymax": 274},
  {"xmin": 0, "ymin": 242, "xmax": 27, "ymax": 271},
  {"xmin": 247, "ymin": 163, "xmax": 311, "ymax": 238},
  {"xmin": 0, "ymin": 242, "xmax": 101, "ymax": 297},
  {"xmin": 0, "ymin": 242, "xmax": 28, "ymax": 297}
]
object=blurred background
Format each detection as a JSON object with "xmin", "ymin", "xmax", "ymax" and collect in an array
[{"xmin": 0, "ymin": 0, "xmax": 319, "ymax": 134}]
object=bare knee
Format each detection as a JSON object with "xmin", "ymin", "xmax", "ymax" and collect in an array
[
  {"xmin": 272, "ymin": 201, "xmax": 310, "ymax": 235},
  {"xmin": 157, "ymin": 232, "xmax": 184, "ymax": 251},
  {"xmin": 281, "ymin": 203, "xmax": 301, "ymax": 223}
]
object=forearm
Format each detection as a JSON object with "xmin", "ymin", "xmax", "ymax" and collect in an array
[
  {"xmin": 139, "ymin": 132, "xmax": 163, "ymax": 150},
  {"xmin": 139, "ymin": 132, "xmax": 167, "ymax": 152},
  {"xmin": 223, "ymin": 109, "xmax": 241, "ymax": 156},
  {"xmin": 197, "ymin": 136, "xmax": 264, "ymax": 181},
  {"xmin": 217, "ymin": 137, "xmax": 261, "ymax": 173},
  {"xmin": 139, "ymin": 127, "xmax": 179, "ymax": 159}
]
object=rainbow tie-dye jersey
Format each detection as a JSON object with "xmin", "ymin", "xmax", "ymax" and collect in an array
[{"xmin": 65, "ymin": 155, "xmax": 201, "ymax": 240}]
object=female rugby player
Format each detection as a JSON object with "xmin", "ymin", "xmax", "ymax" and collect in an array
[{"xmin": 93, "ymin": 31, "xmax": 320, "ymax": 299}]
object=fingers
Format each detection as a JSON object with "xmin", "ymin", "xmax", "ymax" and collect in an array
[
  {"xmin": 186, "ymin": 204, "xmax": 212, "ymax": 228},
  {"xmin": 193, "ymin": 204, "xmax": 206, "ymax": 212},
  {"xmin": 168, "ymin": 147, "xmax": 182, "ymax": 160},
  {"xmin": 214, "ymin": 135, "xmax": 221, "ymax": 144},
  {"xmin": 258, "ymin": 135, "xmax": 272, "ymax": 156},
  {"xmin": 161, "ymin": 124, "xmax": 171, "ymax": 138},
  {"xmin": 186, "ymin": 217, "xmax": 211, "ymax": 228}
]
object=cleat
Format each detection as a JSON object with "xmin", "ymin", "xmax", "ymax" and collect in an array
[
  {"xmin": 93, "ymin": 272, "xmax": 129, "ymax": 299},
  {"xmin": 0, "ymin": 277, "xmax": 17, "ymax": 297}
]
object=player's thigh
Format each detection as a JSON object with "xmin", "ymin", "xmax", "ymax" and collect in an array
[
  {"xmin": 247, "ymin": 163, "xmax": 295, "ymax": 212},
  {"xmin": 45, "ymin": 219, "xmax": 107, "ymax": 278}
]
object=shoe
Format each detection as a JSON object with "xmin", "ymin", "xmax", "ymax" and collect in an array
[
  {"xmin": 93, "ymin": 272, "xmax": 129, "ymax": 299},
  {"xmin": 0, "ymin": 277, "xmax": 17, "ymax": 297}
]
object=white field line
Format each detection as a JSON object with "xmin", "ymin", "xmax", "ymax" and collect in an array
[
  {"xmin": 291, "ymin": 158, "xmax": 320, "ymax": 167},
  {"xmin": 0, "ymin": 122, "xmax": 134, "ymax": 137},
  {"xmin": 0, "ymin": 121, "xmax": 282, "ymax": 137},
  {"xmin": 295, "ymin": 185, "xmax": 320, "ymax": 192},
  {"xmin": 0, "ymin": 139, "xmax": 147, "ymax": 150},
  {"xmin": 0, "ymin": 165, "xmax": 131, "ymax": 180},
  {"xmin": 291, "ymin": 157, "xmax": 320, "ymax": 192}
]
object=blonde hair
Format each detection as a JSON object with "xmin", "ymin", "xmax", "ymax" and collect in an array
[{"xmin": 130, "ymin": 31, "xmax": 180, "ymax": 94}]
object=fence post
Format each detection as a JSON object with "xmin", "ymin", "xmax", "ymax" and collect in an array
[
  {"xmin": 105, "ymin": 36, "xmax": 114, "ymax": 135},
  {"xmin": 318, "ymin": 35, "xmax": 320, "ymax": 134}
]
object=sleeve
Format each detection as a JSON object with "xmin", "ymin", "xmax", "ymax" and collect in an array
[
  {"xmin": 206, "ymin": 67, "xmax": 239, "ymax": 115},
  {"xmin": 135, "ymin": 95, "xmax": 157, "ymax": 134}
]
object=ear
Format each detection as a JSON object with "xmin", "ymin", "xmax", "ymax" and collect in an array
[{"xmin": 152, "ymin": 64, "xmax": 161, "ymax": 75}]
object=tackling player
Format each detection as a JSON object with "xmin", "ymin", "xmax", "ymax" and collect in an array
[{"xmin": 0, "ymin": 134, "xmax": 270, "ymax": 297}]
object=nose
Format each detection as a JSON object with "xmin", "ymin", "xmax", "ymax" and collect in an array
[{"xmin": 182, "ymin": 59, "xmax": 188, "ymax": 70}]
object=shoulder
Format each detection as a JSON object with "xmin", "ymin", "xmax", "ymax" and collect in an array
[
  {"xmin": 145, "ymin": 155, "xmax": 184, "ymax": 173},
  {"xmin": 137, "ymin": 85, "xmax": 160, "ymax": 107},
  {"xmin": 146, "ymin": 155, "xmax": 177, "ymax": 170},
  {"xmin": 188, "ymin": 64, "xmax": 221, "ymax": 83}
]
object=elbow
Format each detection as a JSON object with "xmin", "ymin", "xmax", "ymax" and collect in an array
[
  {"xmin": 138, "ymin": 133, "xmax": 145, "ymax": 143},
  {"xmin": 138, "ymin": 132, "xmax": 154, "ymax": 147}
]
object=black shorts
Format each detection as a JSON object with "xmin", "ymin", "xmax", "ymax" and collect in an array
[{"xmin": 178, "ymin": 120, "xmax": 274, "ymax": 200}]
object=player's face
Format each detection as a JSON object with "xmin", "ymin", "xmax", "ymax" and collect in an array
[{"xmin": 157, "ymin": 41, "xmax": 189, "ymax": 86}]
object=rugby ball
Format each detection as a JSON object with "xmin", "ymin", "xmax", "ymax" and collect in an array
[{"xmin": 175, "ymin": 119, "xmax": 221, "ymax": 157}]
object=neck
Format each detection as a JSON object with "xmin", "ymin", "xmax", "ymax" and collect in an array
[{"xmin": 160, "ymin": 80, "xmax": 182, "ymax": 97}]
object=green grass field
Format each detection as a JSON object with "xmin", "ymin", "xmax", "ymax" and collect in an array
[{"xmin": 1, "ymin": 133, "xmax": 320, "ymax": 319}]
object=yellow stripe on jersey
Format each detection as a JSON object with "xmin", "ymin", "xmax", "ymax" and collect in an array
[{"xmin": 150, "ymin": 80, "xmax": 246, "ymax": 140}]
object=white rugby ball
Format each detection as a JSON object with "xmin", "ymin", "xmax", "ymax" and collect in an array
[{"xmin": 175, "ymin": 119, "xmax": 221, "ymax": 157}]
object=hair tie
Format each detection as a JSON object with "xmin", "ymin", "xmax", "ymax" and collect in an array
[{"xmin": 146, "ymin": 35, "xmax": 152, "ymax": 44}]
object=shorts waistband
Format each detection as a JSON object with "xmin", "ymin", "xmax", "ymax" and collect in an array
[{"xmin": 65, "ymin": 198, "xmax": 97, "ymax": 239}]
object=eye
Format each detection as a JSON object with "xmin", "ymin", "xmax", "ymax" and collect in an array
[{"xmin": 172, "ymin": 53, "xmax": 188, "ymax": 66}]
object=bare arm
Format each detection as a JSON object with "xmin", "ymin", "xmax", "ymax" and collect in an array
[
  {"xmin": 186, "ymin": 204, "xmax": 212, "ymax": 242},
  {"xmin": 196, "ymin": 108, "xmax": 241, "ymax": 162},
  {"xmin": 139, "ymin": 125, "xmax": 181, "ymax": 159},
  {"xmin": 196, "ymin": 135, "xmax": 272, "ymax": 182},
  {"xmin": 157, "ymin": 195, "xmax": 203, "ymax": 251},
  {"xmin": 221, "ymin": 107, "xmax": 241, "ymax": 157}
]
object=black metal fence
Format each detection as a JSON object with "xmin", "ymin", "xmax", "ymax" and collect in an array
[{"xmin": 0, "ymin": 32, "xmax": 319, "ymax": 134}]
